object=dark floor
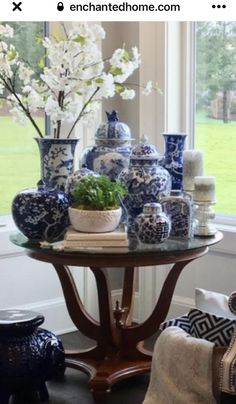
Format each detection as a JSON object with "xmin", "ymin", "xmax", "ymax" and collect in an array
[{"xmin": 11, "ymin": 331, "xmax": 157, "ymax": 404}]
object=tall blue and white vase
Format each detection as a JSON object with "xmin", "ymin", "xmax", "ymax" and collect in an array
[
  {"xmin": 162, "ymin": 133, "xmax": 187, "ymax": 190},
  {"xmin": 35, "ymin": 138, "xmax": 79, "ymax": 190}
]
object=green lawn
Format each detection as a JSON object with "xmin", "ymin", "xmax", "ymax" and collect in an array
[
  {"xmin": 195, "ymin": 111, "xmax": 236, "ymax": 215},
  {"xmin": 0, "ymin": 112, "xmax": 236, "ymax": 215},
  {"xmin": 0, "ymin": 116, "xmax": 43, "ymax": 214}
]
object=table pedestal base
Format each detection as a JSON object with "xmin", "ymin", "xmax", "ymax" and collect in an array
[
  {"xmin": 26, "ymin": 245, "xmax": 211, "ymax": 402},
  {"xmin": 65, "ymin": 347, "xmax": 152, "ymax": 402}
]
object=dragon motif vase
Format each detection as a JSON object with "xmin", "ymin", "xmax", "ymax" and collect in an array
[{"xmin": 118, "ymin": 135, "xmax": 171, "ymax": 233}]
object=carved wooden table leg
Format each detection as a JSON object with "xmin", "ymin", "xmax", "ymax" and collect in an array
[
  {"xmin": 52, "ymin": 255, "xmax": 206, "ymax": 402},
  {"xmin": 121, "ymin": 259, "xmax": 197, "ymax": 359}
]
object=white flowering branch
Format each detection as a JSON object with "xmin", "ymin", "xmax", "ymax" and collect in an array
[
  {"xmin": 0, "ymin": 72, "xmax": 44, "ymax": 137},
  {"xmin": 0, "ymin": 22, "xmax": 157, "ymax": 139}
]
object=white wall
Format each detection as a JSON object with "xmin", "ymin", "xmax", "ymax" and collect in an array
[{"xmin": 0, "ymin": 222, "xmax": 83, "ymax": 334}]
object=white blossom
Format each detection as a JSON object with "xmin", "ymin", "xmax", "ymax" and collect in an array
[
  {"xmin": 0, "ymin": 24, "xmax": 14, "ymax": 38},
  {"xmin": 109, "ymin": 47, "xmax": 141, "ymax": 83},
  {"xmin": 18, "ymin": 64, "xmax": 34, "ymax": 85},
  {"xmin": 142, "ymin": 81, "xmax": 153, "ymax": 96},
  {"xmin": 120, "ymin": 88, "xmax": 136, "ymax": 100},
  {"xmin": 0, "ymin": 22, "xmax": 155, "ymax": 138},
  {"xmin": 97, "ymin": 73, "xmax": 115, "ymax": 99}
]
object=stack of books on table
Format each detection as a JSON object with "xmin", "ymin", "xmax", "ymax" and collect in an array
[{"xmin": 63, "ymin": 225, "xmax": 129, "ymax": 251}]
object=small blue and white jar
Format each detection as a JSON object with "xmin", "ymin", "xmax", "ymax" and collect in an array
[
  {"xmin": 161, "ymin": 190, "xmax": 193, "ymax": 239},
  {"xmin": 11, "ymin": 181, "xmax": 70, "ymax": 242},
  {"xmin": 79, "ymin": 110, "xmax": 132, "ymax": 180},
  {"xmin": 134, "ymin": 203, "xmax": 171, "ymax": 244}
]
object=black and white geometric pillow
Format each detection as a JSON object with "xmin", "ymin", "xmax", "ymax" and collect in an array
[
  {"xmin": 188, "ymin": 308, "xmax": 236, "ymax": 347},
  {"xmin": 160, "ymin": 314, "xmax": 191, "ymax": 333}
]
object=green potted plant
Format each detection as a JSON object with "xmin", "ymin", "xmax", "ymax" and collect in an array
[{"xmin": 68, "ymin": 175, "xmax": 127, "ymax": 233}]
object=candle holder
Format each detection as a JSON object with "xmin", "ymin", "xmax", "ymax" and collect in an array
[{"xmin": 193, "ymin": 201, "xmax": 216, "ymax": 237}]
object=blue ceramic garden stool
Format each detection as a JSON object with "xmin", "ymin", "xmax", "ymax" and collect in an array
[{"xmin": 0, "ymin": 309, "xmax": 65, "ymax": 404}]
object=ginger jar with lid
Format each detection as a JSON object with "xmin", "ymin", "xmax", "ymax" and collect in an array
[
  {"xmin": 134, "ymin": 202, "xmax": 171, "ymax": 244},
  {"xmin": 118, "ymin": 135, "xmax": 171, "ymax": 232},
  {"xmin": 80, "ymin": 110, "xmax": 132, "ymax": 180}
]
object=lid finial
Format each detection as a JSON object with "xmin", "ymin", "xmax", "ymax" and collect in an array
[{"xmin": 106, "ymin": 110, "xmax": 119, "ymax": 122}]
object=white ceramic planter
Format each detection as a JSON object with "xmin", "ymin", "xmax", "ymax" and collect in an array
[{"xmin": 68, "ymin": 207, "xmax": 122, "ymax": 233}]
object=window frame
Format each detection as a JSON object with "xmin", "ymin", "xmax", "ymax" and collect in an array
[{"xmin": 192, "ymin": 21, "xmax": 236, "ymax": 226}]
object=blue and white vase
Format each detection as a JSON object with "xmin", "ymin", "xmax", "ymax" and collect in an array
[
  {"xmin": 162, "ymin": 133, "xmax": 187, "ymax": 190},
  {"xmin": 161, "ymin": 190, "xmax": 193, "ymax": 239},
  {"xmin": 118, "ymin": 135, "xmax": 171, "ymax": 233},
  {"xmin": 134, "ymin": 202, "xmax": 171, "ymax": 244},
  {"xmin": 80, "ymin": 110, "xmax": 132, "ymax": 180},
  {"xmin": 11, "ymin": 181, "xmax": 70, "ymax": 242},
  {"xmin": 35, "ymin": 138, "xmax": 79, "ymax": 190}
]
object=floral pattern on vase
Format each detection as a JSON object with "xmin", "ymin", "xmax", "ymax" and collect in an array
[
  {"xmin": 80, "ymin": 111, "xmax": 132, "ymax": 180},
  {"xmin": 162, "ymin": 133, "xmax": 187, "ymax": 190},
  {"xmin": 35, "ymin": 138, "xmax": 79, "ymax": 190},
  {"xmin": 11, "ymin": 182, "xmax": 70, "ymax": 242}
]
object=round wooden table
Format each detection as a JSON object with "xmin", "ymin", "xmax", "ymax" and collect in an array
[{"xmin": 11, "ymin": 232, "xmax": 223, "ymax": 403}]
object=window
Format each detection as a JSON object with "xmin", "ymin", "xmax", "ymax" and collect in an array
[
  {"xmin": 0, "ymin": 22, "xmax": 45, "ymax": 215},
  {"xmin": 195, "ymin": 22, "xmax": 236, "ymax": 216}
]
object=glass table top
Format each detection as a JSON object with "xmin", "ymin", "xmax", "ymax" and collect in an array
[{"xmin": 10, "ymin": 231, "xmax": 223, "ymax": 257}]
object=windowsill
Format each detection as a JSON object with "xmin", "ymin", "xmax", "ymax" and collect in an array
[{"xmin": 0, "ymin": 215, "xmax": 17, "ymax": 233}]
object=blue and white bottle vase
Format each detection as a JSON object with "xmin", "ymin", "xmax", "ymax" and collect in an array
[{"xmin": 162, "ymin": 132, "xmax": 187, "ymax": 190}]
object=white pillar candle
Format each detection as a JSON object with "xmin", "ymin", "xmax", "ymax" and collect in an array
[
  {"xmin": 193, "ymin": 176, "xmax": 216, "ymax": 202},
  {"xmin": 183, "ymin": 150, "xmax": 204, "ymax": 191}
]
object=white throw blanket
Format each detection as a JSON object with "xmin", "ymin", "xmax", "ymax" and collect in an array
[{"xmin": 143, "ymin": 326, "xmax": 216, "ymax": 404}]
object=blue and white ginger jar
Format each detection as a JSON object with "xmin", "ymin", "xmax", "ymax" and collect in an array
[
  {"xmin": 65, "ymin": 167, "xmax": 99, "ymax": 199},
  {"xmin": 12, "ymin": 181, "xmax": 70, "ymax": 242},
  {"xmin": 118, "ymin": 135, "xmax": 171, "ymax": 232},
  {"xmin": 161, "ymin": 190, "xmax": 193, "ymax": 239},
  {"xmin": 80, "ymin": 110, "xmax": 132, "ymax": 180},
  {"xmin": 135, "ymin": 202, "xmax": 171, "ymax": 244}
]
